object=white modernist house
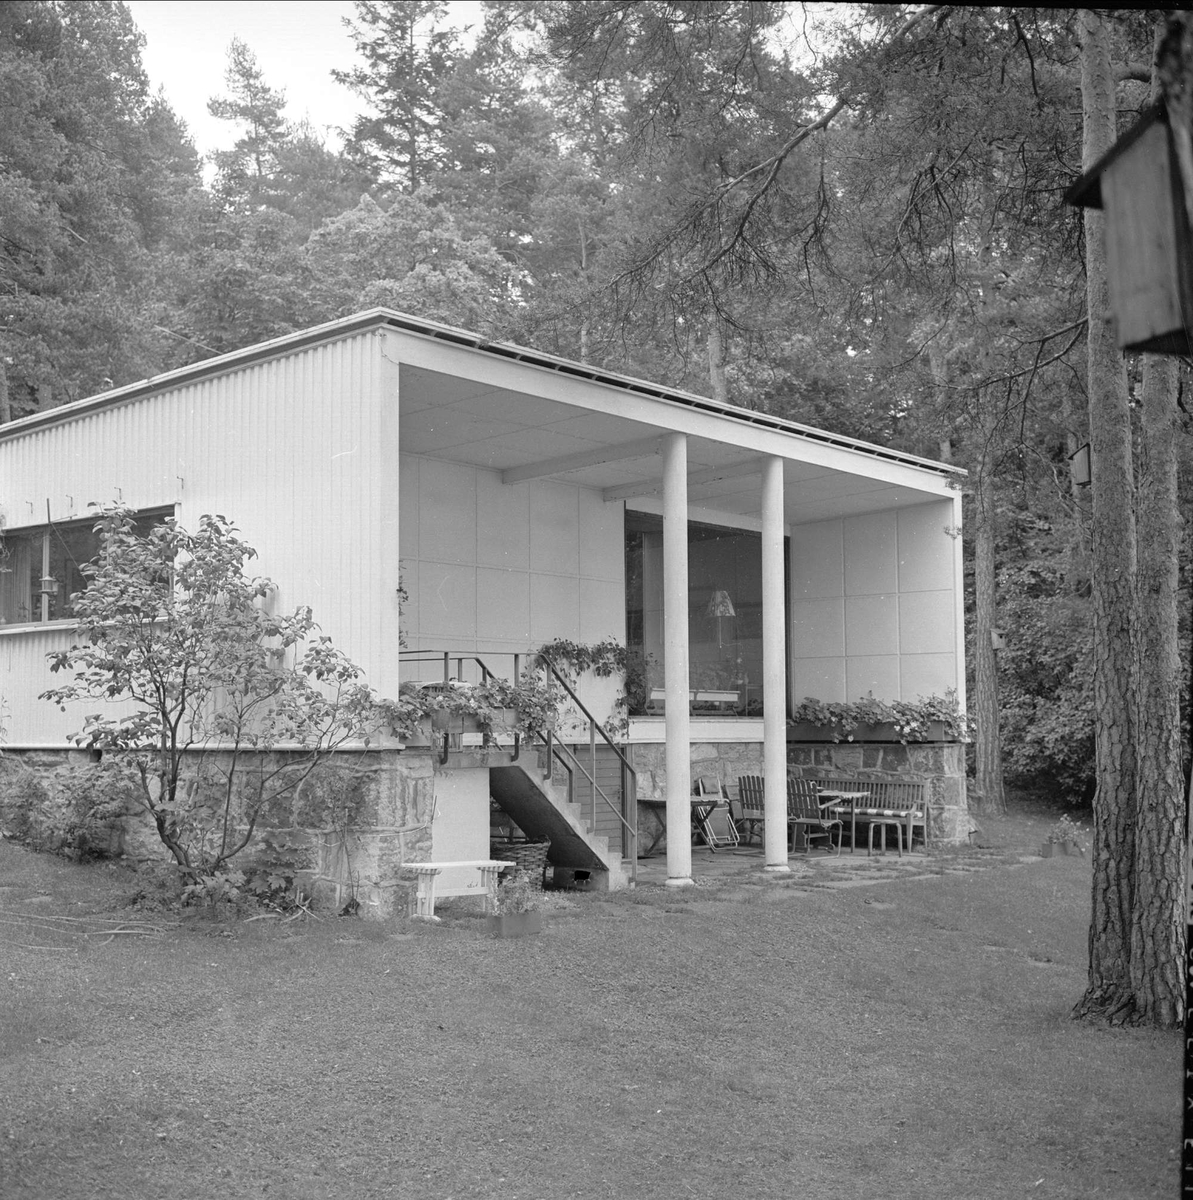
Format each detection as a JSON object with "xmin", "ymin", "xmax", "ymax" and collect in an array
[{"xmin": 0, "ymin": 309, "xmax": 965, "ymax": 897}]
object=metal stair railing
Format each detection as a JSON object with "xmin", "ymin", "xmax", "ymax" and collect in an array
[
  {"xmin": 534, "ymin": 655, "xmax": 637, "ymax": 882},
  {"xmin": 399, "ymin": 649, "xmax": 637, "ymax": 883}
]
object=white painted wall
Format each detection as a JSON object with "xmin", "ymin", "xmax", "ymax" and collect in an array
[
  {"xmin": 789, "ymin": 500, "xmax": 961, "ymax": 703},
  {"xmin": 0, "ymin": 331, "xmax": 399, "ymax": 744},
  {"xmin": 429, "ymin": 767, "xmax": 493, "ymax": 893}
]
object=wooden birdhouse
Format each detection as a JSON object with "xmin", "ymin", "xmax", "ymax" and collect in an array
[{"xmin": 1065, "ymin": 103, "xmax": 1193, "ymax": 355}]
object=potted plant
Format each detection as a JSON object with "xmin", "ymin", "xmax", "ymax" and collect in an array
[
  {"xmin": 488, "ymin": 870, "xmax": 543, "ymax": 938},
  {"xmin": 1041, "ymin": 813, "xmax": 1088, "ymax": 858},
  {"xmin": 376, "ymin": 686, "xmax": 435, "ymax": 747},
  {"xmin": 471, "ymin": 674, "xmax": 559, "ymax": 739},
  {"xmin": 788, "ymin": 691, "xmax": 970, "ymax": 744}
]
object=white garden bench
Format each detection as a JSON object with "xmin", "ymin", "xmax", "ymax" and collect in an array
[{"xmin": 401, "ymin": 860, "xmax": 515, "ymax": 921}]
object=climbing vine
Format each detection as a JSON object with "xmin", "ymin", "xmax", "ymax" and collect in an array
[{"xmin": 534, "ymin": 638, "xmax": 653, "ymax": 737}]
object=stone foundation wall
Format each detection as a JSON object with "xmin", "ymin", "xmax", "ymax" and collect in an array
[
  {"xmin": 629, "ymin": 738, "xmax": 971, "ymax": 845},
  {"xmin": 631, "ymin": 741, "xmax": 763, "ymax": 801},
  {"xmin": 0, "ymin": 747, "xmax": 440, "ymax": 918},
  {"xmin": 786, "ymin": 740, "xmax": 971, "ymax": 844}
]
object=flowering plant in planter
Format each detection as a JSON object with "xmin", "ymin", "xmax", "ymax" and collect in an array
[
  {"xmin": 535, "ymin": 637, "xmax": 653, "ymax": 735},
  {"xmin": 379, "ymin": 675, "xmax": 560, "ymax": 743},
  {"xmin": 470, "ymin": 675, "xmax": 560, "ymax": 737},
  {"xmin": 375, "ymin": 685, "xmax": 434, "ymax": 742},
  {"xmin": 1044, "ymin": 813, "xmax": 1088, "ymax": 855},
  {"xmin": 789, "ymin": 690, "xmax": 970, "ymax": 743},
  {"xmin": 493, "ymin": 870, "xmax": 540, "ymax": 914}
]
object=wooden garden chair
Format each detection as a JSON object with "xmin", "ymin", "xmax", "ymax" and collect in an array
[
  {"xmin": 786, "ymin": 777, "xmax": 842, "ymax": 855},
  {"xmin": 732, "ymin": 775, "xmax": 766, "ymax": 845}
]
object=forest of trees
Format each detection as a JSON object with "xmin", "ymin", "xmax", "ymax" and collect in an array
[{"xmin": 2, "ymin": 2, "xmax": 1190, "ymax": 1023}]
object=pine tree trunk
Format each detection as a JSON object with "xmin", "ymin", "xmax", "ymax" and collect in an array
[
  {"xmin": 1130, "ymin": 353, "xmax": 1184, "ymax": 1027},
  {"xmin": 972, "ymin": 436, "xmax": 1005, "ymax": 814},
  {"xmin": 578, "ymin": 217, "xmax": 591, "ymax": 363},
  {"xmin": 1073, "ymin": 8, "xmax": 1138, "ymax": 1023},
  {"xmin": 708, "ymin": 317, "xmax": 728, "ymax": 404}
]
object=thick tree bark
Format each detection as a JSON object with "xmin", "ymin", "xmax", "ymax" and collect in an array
[
  {"xmin": 1073, "ymin": 9, "xmax": 1138, "ymax": 1023},
  {"xmin": 972, "ymin": 406, "xmax": 1005, "ymax": 814},
  {"xmin": 1130, "ymin": 353, "xmax": 1184, "ymax": 1026},
  {"xmin": 929, "ymin": 337, "xmax": 1003, "ymax": 814},
  {"xmin": 707, "ymin": 316, "xmax": 729, "ymax": 404}
]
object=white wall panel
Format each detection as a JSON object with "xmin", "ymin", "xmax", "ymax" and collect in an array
[
  {"xmin": 845, "ymin": 594, "xmax": 899, "ymax": 657},
  {"xmin": 846, "ymin": 655, "xmax": 901, "ymax": 698},
  {"xmin": 418, "ymin": 563, "xmax": 478, "ymax": 637},
  {"xmin": 898, "ymin": 589, "xmax": 955, "ymax": 655},
  {"xmin": 898, "ymin": 503, "xmax": 955, "ymax": 591},
  {"xmin": 792, "ymin": 657, "xmax": 846, "ymax": 704},
  {"xmin": 529, "ymin": 573, "xmax": 581, "ymax": 642},
  {"xmin": 418, "ymin": 460, "xmax": 476, "ymax": 565},
  {"xmin": 579, "ymin": 578, "xmax": 625, "ymax": 643},
  {"xmin": 790, "ymin": 597, "xmax": 845, "ymax": 658},
  {"xmin": 843, "ymin": 511, "xmax": 898, "ymax": 594},
  {"xmin": 789, "ymin": 520, "xmax": 843, "ymax": 599},
  {"xmin": 476, "ymin": 569, "xmax": 531, "ymax": 641},
  {"xmin": 900, "ymin": 654, "xmax": 958, "ymax": 700},
  {"xmin": 400, "ymin": 452, "xmax": 624, "ymax": 717},
  {"xmin": 578, "ymin": 494, "xmax": 623, "ymax": 580},
  {"xmin": 789, "ymin": 499, "xmax": 961, "ymax": 705},
  {"xmin": 476, "ymin": 472, "xmax": 530, "ymax": 569},
  {"xmin": 529, "ymin": 481, "xmax": 580, "ymax": 576}
]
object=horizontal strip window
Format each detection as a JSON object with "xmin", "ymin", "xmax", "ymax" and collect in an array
[{"xmin": 0, "ymin": 507, "xmax": 174, "ymax": 626}]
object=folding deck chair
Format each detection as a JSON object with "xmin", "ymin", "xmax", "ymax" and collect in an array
[{"xmin": 692, "ymin": 777, "xmax": 739, "ymax": 849}]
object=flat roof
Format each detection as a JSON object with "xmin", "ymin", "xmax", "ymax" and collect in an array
[{"xmin": 0, "ymin": 308, "xmax": 963, "ymax": 478}]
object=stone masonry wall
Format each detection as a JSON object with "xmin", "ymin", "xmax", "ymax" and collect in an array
[
  {"xmin": 786, "ymin": 740, "xmax": 971, "ymax": 844},
  {"xmin": 0, "ymin": 748, "xmax": 439, "ymax": 919}
]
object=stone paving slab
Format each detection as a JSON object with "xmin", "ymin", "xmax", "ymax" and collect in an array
[{"xmin": 631, "ymin": 841, "xmax": 1039, "ymax": 893}]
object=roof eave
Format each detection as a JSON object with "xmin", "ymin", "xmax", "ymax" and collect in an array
[{"xmin": 0, "ymin": 307, "xmax": 966, "ymax": 480}]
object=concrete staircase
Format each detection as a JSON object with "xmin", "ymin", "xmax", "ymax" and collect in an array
[{"xmin": 489, "ymin": 761, "xmax": 632, "ymax": 891}]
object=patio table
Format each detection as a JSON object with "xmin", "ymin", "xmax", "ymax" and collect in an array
[
  {"xmin": 816, "ymin": 789, "xmax": 870, "ymax": 854},
  {"xmin": 639, "ymin": 796, "xmax": 730, "ymax": 856}
]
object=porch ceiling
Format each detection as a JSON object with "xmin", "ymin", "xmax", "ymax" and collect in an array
[{"xmin": 399, "ymin": 365, "xmax": 948, "ymax": 525}]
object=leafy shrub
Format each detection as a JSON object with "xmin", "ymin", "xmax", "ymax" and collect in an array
[
  {"xmin": 41, "ymin": 508, "xmax": 381, "ymax": 882},
  {"xmin": 995, "ymin": 561, "xmax": 1095, "ymax": 805}
]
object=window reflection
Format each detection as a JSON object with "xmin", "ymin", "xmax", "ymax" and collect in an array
[{"xmin": 624, "ymin": 511, "xmax": 786, "ymax": 717}]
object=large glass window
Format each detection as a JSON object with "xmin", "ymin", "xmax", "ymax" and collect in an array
[
  {"xmin": 625, "ymin": 510, "xmax": 787, "ymax": 717},
  {"xmin": 0, "ymin": 509, "xmax": 172, "ymax": 626}
]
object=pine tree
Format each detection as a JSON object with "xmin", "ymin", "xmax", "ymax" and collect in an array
[
  {"xmin": 335, "ymin": 1, "xmax": 462, "ymax": 191},
  {"xmin": 207, "ymin": 37, "xmax": 290, "ymax": 210}
]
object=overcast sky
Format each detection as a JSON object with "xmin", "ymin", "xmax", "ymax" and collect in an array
[{"xmin": 125, "ymin": 1, "xmax": 484, "ymax": 159}]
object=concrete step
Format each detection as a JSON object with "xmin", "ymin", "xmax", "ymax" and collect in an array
[{"xmin": 489, "ymin": 763, "xmax": 630, "ymax": 892}]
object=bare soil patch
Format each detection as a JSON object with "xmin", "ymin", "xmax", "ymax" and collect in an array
[{"xmin": 0, "ymin": 803, "xmax": 1176, "ymax": 1199}]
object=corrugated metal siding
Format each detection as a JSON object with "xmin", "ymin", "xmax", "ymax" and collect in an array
[{"xmin": 0, "ymin": 330, "xmax": 399, "ymax": 745}]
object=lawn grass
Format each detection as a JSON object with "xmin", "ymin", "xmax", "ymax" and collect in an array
[{"xmin": 0, "ymin": 805, "xmax": 1178, "ymax": 1200}]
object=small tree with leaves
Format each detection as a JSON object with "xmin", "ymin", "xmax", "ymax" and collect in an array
[{"xmin": 41, "ymin": 509, "xmax": 379, "ymax": 881}]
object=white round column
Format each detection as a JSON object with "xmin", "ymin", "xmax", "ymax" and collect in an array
[
  {"xmin": 762, "ymin": 455, "xmax": 791, "ymax": 872},
  {"xmin": 663, "ymin": 432, "xmax": 693, "ymax": 886}
]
